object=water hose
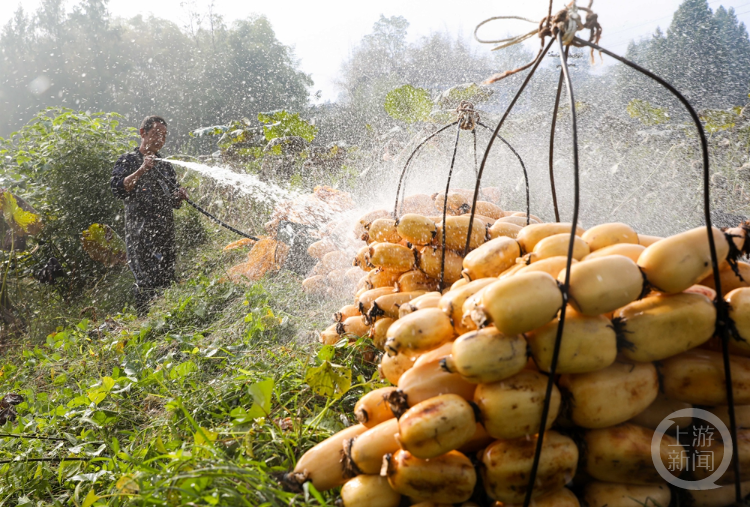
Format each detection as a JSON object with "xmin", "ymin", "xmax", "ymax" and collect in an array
[
  {"xmin": 182, "ymin": 198, "xmax": 259, "ymax": 241},
  {"xmin": 152, "ymin": 164, "xmax": 259, "ymax": 241}
]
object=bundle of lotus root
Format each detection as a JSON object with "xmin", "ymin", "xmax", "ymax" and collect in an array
[{"xmin": 289, "ymin": 213, "xmax": 750, "ymax": 507}]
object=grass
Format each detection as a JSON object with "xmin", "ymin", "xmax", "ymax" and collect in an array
[{"xmin": 0, "ymin": 222, "xmax": 382, "ymax": 506}]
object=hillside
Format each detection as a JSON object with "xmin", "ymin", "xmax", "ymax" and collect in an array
[{"xmin": 0, "ymin": 226, "xmax": 372, "ymax": 506}]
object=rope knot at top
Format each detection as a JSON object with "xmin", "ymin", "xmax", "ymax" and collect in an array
[
  {"xmin": 539, "ymin": 3, "xmax": 584, "ymax": 46},
  {"xmin": 456, "ymin": 101, "xmax": 479, "ymax": 131},
  {"xmin": 476, "ymin": 0, "xmax": 603, "ymax": 84}
]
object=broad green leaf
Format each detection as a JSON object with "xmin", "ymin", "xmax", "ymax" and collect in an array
[
  {"xmin": 193, "ymin": 427, "xmax": 218, "ymax": 446},
  {"xmin": 230, "ymin": 406, "xmax": 251, "ymax": 424},
  {"xmin": 304, "ymin": 361, "xmax": 351, "ymax": 399},
  {"xmin": 1, "ymin": 191, "xmax": 40, "ymax": 234},
  {"xmin": 81, "ymin": 223, "xmax": 127, "ymax": 267},
  {"xmin": 247, "ymin": 378, "xmax": 274, "ymax": 414},
  {"xmin": 257, "ymin": 110, "xmax": 318, "ymax": 142},
  {"xmin": 81, "ymin": 489, "xmax": 99, "ymax": 507},
  {"xmin": 169, "ymin": 360, "xmax": 198, "ymax": 380},
  {"xmin": 384, "ymin": 85, "xmax": 433, "ymax": 123},
  {"xmin": 84, "ymin": 377, "xmax": 115, "ymax": 406},
  {"xmin": 203, "ymin": 494, "xmax": 219, "ymax": 505},
  {"xmin": 242, "ymin": 377, "xmax": 275, "ymax": 419},
  {"xmin": 317, "ymin": 345, "xmax": 335, "ymax": 362},
  {"xmin": 87, "ymin": 390, "xmax": 107, "ymax": 405},
  {"xmin": 67, "ymin": 396, "xmax": 88, "ymax": 408}
]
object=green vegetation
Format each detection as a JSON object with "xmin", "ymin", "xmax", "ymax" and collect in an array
[
  {"xmin": 1, "ymin": 192, "xmax": 40, "ymax": 235},
  {"xmin": 0, "ymin": 227, "xmax": 379, "ymax": 507},
  {"xmin": 383, "ymin": 85, "xmax": 433, "ymax": 124},
  {"xmin": 0, "ymin": 108, "xmax": 137, "ymax": 289},
  {"xmin": 619, "ymin": 0, "xmax": 750, "ymax": 109},
  {"xmin": 0, "ymin": 3, "xmax": 312, "ymax": 142},
  {"xmin": 257, "ymin": 111, "xmax": 318, "ymax": 144},
  {"xmin": 3, "ymin": 1, "xmax": 750, "ymax": 505},
  {"xmin": 190, "ymin": 119, "xmax": 263, "ymax": 153},
  {"xmin": 0, "ymin": 104, "xmax": 380, "ymax": 506},
  {"xmin": 189, "ymin": 110, "xmax": 322, "ymax": 166},
  {"xmin": 626, "ymin": 99, "xmax": 670, "ymax": 126}
]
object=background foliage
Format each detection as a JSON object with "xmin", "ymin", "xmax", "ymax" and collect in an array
[
  {"xmin": 0, "ymin": 0, "xmax": 312, "ymax": 146},
  {"xmin": 618, "ymin": 0, "xmax": 750, "ymax": 109},
  {"xmin": 0, "ymin": 108, "xmax": 137, "ymax": 289}
]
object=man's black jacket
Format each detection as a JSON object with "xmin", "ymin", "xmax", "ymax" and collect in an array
[{"xmin": 111, "ymin": 148, "xmax": 182, "ymax": 289}]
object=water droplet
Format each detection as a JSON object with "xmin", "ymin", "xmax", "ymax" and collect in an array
[{"xmin": 28, "ymin": 75, "xmax": 51, "ymax": 95}]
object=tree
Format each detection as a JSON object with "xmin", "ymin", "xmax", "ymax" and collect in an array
[
  {"xmin": 615, "ymin": 0, "xmax": 750, "ymax": 110},
  {"xmin": 404, "ymin": 32, "xmax": 492, "ymax": 90},
  {"xmin": 215, "ymin": 17, "xmax": 313, "ymax": 120},
  {"xmin": 0, "ymin": 8, "xmax": 36, "ymax": 128},
  {"xmin": 338, "ymin": 15, "xmax": 410, "ymax": 115},
  {"xmin": 714, "ymin": 6, "xmax": 750, "ymax": 106},
  {"xmin": 334, "ymin": 16, "xmax": 412, "ymax": 145},
  {"xmin": 334, "ymin": 15, "xmax": 531, "ymax": 146},
  {"xmin": 664, "ymin": 0, "xmax": 726, "ymax": 106},
  {"xmin": 361, "ymin": 15, "xmax": 410, "ymax": 76},
  {"xmin": 0, "ymin": 0, "xmax": 312, "ymax": 144}
]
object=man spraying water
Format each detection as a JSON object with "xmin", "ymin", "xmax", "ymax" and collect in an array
[{"xmin": 111, "ymin": 115, "xmax": 188, "ymax": 313}]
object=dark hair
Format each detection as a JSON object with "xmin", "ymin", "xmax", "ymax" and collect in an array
[{"xmin": 140, "ymin": 115, "xmax": 168, "ymax": 133}]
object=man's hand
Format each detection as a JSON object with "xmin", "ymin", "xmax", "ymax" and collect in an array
[
  {"xmin": 124, "ymin": 157, "xmax": 154, "ymax": 192},
  {"xmin": 140, "ymin": 155, "xmax": 155, "ymax": 173},
  {"xmin": 175, "ymin": 188, "xmax": 189, "ymax": 201}
]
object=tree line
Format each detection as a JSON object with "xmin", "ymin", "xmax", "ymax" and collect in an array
[
  {"xmin": 0, "ymin": 0, "xmax": 312, "ymax": 144},
  {"xmin": 2, "ymin": 0, "xmax": 750, "ymax": 147},
  {"xmin": 618, "ymin": 0, "xmax": 750, "ymax": 110}
]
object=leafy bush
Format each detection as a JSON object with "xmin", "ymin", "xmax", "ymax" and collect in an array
[
  {"xmin": 257, "ymin": 110, "xmax": 318, "ymax": 142},
  {"xmin": 383, "ymin": 84, "xmax": 433, "ymax": 123},
  {"xmin": 190, "ymin": 111, "xmax": 318, "ymax": 161},
  {"xmin": 0, "ymin": 108, "xmax": 137, "ymax": 288}
]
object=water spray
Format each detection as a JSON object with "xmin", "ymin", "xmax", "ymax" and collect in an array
[
  {"xmin": 154, "ymin": 158, "xmax": 364, "ymax": 250},
  {"xmin": 151, "ymin": 160, "xmax": 259, "ymax": 241}
]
